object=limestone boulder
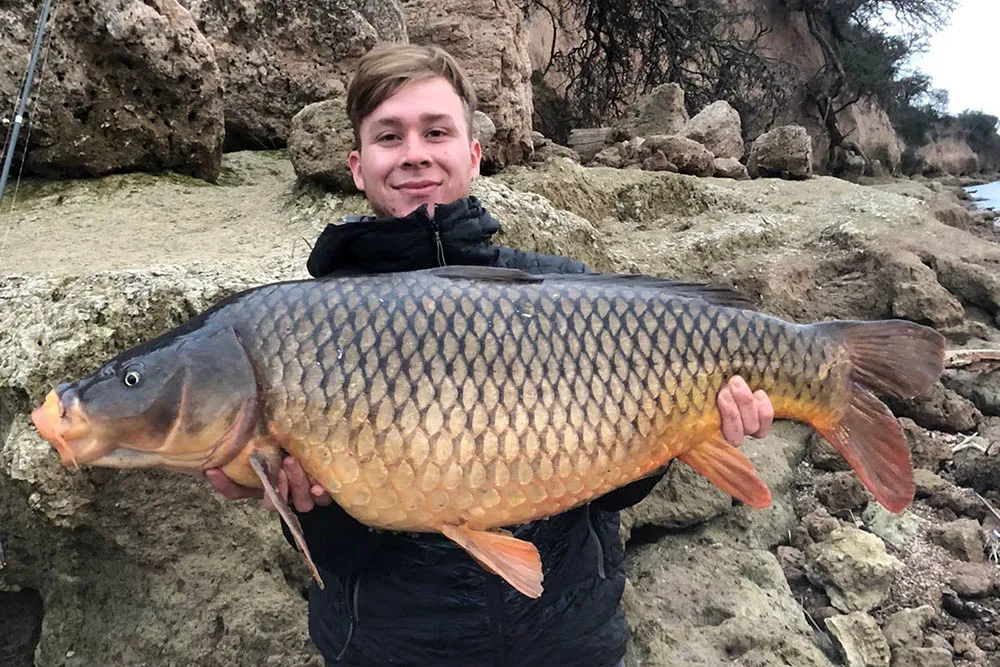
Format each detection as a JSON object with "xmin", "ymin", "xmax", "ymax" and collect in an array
[
  {"xmin": 614, "ymin": 83, "xmax": 689, "ymax": 139},
  {"xmin": 287, "ymin": 99, "xmax": 357, "ymax": 191},
  {"xmin": 645, "ymin": 135, "xmax": 714, "ymax": 177},
  {"xmin": 804, "ymin": 527, "xmax": 902, "ymax": 612},
  {"xmin": 679, "ymin": 101, "xmax": 744, "ymax": 160},
  {"xmin": 0, "ymin": 0, "xmax": 224, "ymax": 181},
  {"xmin": 748, "ymin": 125, "xmax": 814, "ymax": 180},
  {"xmin": 403, "ymin": 0, "xmax": 534, "ymax": 172},
  {"xmin": 187, "ymin": 0, "xmax": 406, "ymax": 150}
]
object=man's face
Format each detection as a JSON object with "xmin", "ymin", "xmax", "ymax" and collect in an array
[{"xmin": 349, "ymin": 76, "xmax": 482, "ymax": 219}]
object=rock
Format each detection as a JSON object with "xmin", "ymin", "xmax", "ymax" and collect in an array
[
  {"xmin": 808, "ymin": 433, "xmax": 852, "ymax": 472},
  {"xmin": 777, "ymin": 545, "xmax": 808, "ymax": 586},
  {"xmin": 861, "ymin": 502, "xmax": 926, "ymax": 550},
  {"xmin": 623, "ymin": 458, "xmax": 732, "ymax": 531},
  {"xmin": 803, "ymin": 508, "xmax": 844, "ymax": 542},
  {"xmin": 887, "ymin": 382, "xmax": 982, "ymax": 434},
  {"xmin": 899, "ymin": 419, "xmax": 952, "ymax": 472},
  {"xmin": 287, "ymin": 100, "xmax": 357, "ymax": 192},
  {"xmin": 825, "ymin": 612, "xmax": 891, "ymax": 667},
  {"xmin": 953, "ymin": 631, "xmax": 988, "ymax": 663},
  {"xmin": 913, "ymin": 469, "xmax": 950, "ymax": 498},
  {"xmin": 883, "ymin": 252, "xmax": 966, "ymax": 332},
  {"xmin": 830, "ymin": 144, "xmax": 868, "ymax": 182},
  {"xmin": 952, "ymin": 447, "xmax": 1000, "ymax": 497},
  {"xmin": 679, "ymin": 101, "xmax": 744, "ymax": 160},
  {"xmin": 927, "ymin": 519, "xmax": 985, "ymax": 562},
  {"xmin": 1, "ymin": 0, "xmax": 224, "ymax": 181},
  {"xmin": 641, "ymin": 151, "xmax": 678, "ymax": 173},
  {"xmin": 614, "ymin": 83, "xmax": 689, "ymax": 139},
  {"xmin": 804, "ymin": 527, "xmax": 902, "ymax": 612},
  {"xmin": 532, "ymin": 140, "xmax": 580, "ymax": 163},
  {"xmin": 188, "ymin": 0, "xmax": 405, "ymax": 151},
  {"xmin": 815, "ymin": 472, "xmax": 870, "ymax": 514},
  {"xmin": 748, "ymin": 125, "xmax": 813, "ymax": 180},
  {"xmin": 404, "ymin": 0, "xmax": 534, "ymax": 171},
  {"xmin": 712, "ymin": 157, "xmax": 749, "ymax": 180},
  {"xmin": 625, "ymin": 540, "xmax": 834, "ymax": 666},
  {"xmin": 882, "ymin": 605, "xmax": 936, "ymax": 650},
  {"xmin": 948, "ymin": 562, "xmax": 999, "ymax": 598},
  {"xmin": 567, "ymin": 128, "xmax": 614, "ymax": 163},
  {"xmin": 927, "ymin": 484, "xmax": 987, "ymax": 521},
  {"xmin": 590, "ymin": 144, "xmax": 628, "ymax": 169},
  {"xmin": 472, "ymin": 110, "xmax": 499, "ymax": 168},
  {"xmin": 945, "ymin": 367, "xmax": 1000, "ymax": 417},
  {"xmin": 891, "ymin": 646, "xmax": 954, "ymax": 667},
  {"xmin": 644, "ymin": 135, "xmax": 715, "ymax": 177}
]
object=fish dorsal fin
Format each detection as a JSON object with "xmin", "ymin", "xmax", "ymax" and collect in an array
[
  {"xmin": 422, "ymin": 267, "xmax": 754, "ymax": 309},
  {"xmin": 422, "ymin": 266, "xmax": 543, "ymax": 283}
]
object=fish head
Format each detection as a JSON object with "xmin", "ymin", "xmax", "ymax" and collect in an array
[{"xmin": 31, "ymin": 326, "xmax": 259, "ymax": 474}]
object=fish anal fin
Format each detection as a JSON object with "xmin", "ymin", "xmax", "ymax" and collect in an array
[
  {"xmin": 440, "ymin": 524, "xmax": 543, "ymax": 599},
  {"xmin": 678, "ymin": 435, "xmax": 772, "ymax": 508},
  {"xmin": 815, "ymin": 386, "xmax": 914, "ymax": 514},
  {"xmin": 248, "ymin": 451, "xmax": 326, "ymax": 590}
]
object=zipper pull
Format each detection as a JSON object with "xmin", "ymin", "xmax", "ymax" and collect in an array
[{"xmin": 429, "ymin": 219, "xmax": 447, "ymax": 266}]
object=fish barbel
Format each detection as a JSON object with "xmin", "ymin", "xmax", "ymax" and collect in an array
[{"xmin": 31, "ymin": 267, "xmax": 945, "ymax": 597}]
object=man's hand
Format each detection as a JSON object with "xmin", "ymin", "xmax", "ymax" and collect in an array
[
  {"xmin": 717, "ymin": 376, "xmax": 774, "ymax": 446},
  {"xmin": 204, "ymin": 458, "xmax": 333, "ymax": 513}
]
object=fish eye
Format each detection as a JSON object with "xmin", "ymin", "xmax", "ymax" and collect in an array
[{"xmin": 122, "ymin": 368, "xmax": 142, "ymax": 388}]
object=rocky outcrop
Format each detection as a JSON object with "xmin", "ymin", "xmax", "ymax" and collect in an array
[
  {"xmin": 402, "ymin": 0, "xmax": 534, "ymax": 172},
  {"xmin": 187, "ymin": 0, "xmax": 407, "ymax": 151},
  {"xmin": 916, "ymin": 137, "xmax": 981, "ymax": 177},
  {"xmin": 0, "ymin": 0, "xmax": 224, "ymax": 181},
  {"xmin": 287, "ymin": 100, "xmax": 357, "ymax": 191}
]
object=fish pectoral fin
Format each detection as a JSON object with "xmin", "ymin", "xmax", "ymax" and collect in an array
[
  {"xmin": 248, "ymin": 451, "xmax": 325, "ymax": 591},
  {"xmin": 678, "ymin": 434, "xmax": 772, "ymax": 509},
  {"xmin": 440, "ymin": 524, "xmax": 543, "ymax": 599}
]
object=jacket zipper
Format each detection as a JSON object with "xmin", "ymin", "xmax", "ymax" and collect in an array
[{"xmin": 428, "ymin": 218, "xmax": 447, "ymax": 266}]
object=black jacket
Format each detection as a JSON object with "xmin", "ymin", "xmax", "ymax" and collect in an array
[{"xmin": 291, "ymin": 197, "xmax": 664, "ymax": 667}]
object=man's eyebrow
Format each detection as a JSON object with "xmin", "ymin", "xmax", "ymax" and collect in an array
[{"xmin": 369, "ymin": 114, "xmax": 457, "ymax": 128}]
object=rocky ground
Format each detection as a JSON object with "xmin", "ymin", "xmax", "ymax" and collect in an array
[{"xmin": 1, "ymin": 151, "xmax": 999, "ymax": 666}]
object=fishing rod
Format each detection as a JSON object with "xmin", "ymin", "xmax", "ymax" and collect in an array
[{"xmin": 0, "ymin": 0, "xmax": 54, "ymax": 211}]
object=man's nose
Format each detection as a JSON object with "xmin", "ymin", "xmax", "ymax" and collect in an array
[{"xmin": 401, "ymin": 134, "xmax": 432, "ymax": 166}]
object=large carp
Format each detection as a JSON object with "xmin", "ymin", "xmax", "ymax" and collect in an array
[{"xmin": 32, "ymin": 267, "xmax": 944, "ymax": 597}]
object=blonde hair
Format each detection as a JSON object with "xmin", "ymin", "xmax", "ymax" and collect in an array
[{"xmin": 347, "ymin": 43, "xmax": 478, "ymax": 148}]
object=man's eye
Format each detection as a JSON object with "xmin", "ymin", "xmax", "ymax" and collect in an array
[
  {"xmin": 427, "ymin": 129, "xmax": 448, "ymax": 138},
  {"xmin": 377, "ymin": 133, "xmax": 399, "ymax": 143}
]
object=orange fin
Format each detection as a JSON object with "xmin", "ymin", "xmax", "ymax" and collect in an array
[
  {"xmin": 815, "ymin": 388, "xmax": 914, "ymax": 513},
  {"xmin": 440, "ymin": 524, "xmax": 543, "ymax": 598},
  {"xmin": 811, "ymin": 319, "xmax": 943, "ymax": 513},
  {"xmin": 678, "ymin": 434, "xmax": 772, "ymax": 508},
  {"xmin": 248, "ymin": 451, "xmax": 325, "ymax": 590}
]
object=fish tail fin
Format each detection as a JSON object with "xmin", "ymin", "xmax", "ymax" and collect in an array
[
  {"xmin": 679, "ymin": 434, "xmax": 772, "ymax": 508},
  {"xmin": 813, "ymin": 320, "xmax": 945, "ymax": 513}
]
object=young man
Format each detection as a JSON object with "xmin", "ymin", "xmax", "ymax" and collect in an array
[{"xmin": 207, "ymin": 44, "xmax": 773, "ymax": 667}]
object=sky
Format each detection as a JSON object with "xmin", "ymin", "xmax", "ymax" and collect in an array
[{"xmin": 895, "ymin": 0, "xmax": 999, "ymax": 119}]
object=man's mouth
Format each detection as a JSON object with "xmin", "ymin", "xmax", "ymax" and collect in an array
[{"xmin": 395, "ymin": 181, "xmax": 440, "ymax": 194}]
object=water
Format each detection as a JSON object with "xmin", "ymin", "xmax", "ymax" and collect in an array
[{"xmin": 965, "ymin": 180, "xmax": 1000, "ymax": 211}]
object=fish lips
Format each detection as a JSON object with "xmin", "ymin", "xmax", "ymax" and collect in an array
[{"xmin": 31, "ymin": 388, "xmax": 98, "ymax": 468}]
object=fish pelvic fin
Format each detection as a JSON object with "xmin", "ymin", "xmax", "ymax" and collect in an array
[
  {"xmin": 814, "ymin": 320, "xmax": 945, "ymax": 514},
  {"xmin": 440, "ymin": 524, "xmax": 543, "ymax": 599},
  {"xmin": 248, "ymin": 451, "xmax": 325, "ymax": 590},
  {"xmin": 678, "ymin": 434, "xmax": 772, "ymax": 508}
]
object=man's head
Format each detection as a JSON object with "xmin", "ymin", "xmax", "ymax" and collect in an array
[{"xmin": 347, "ymin": 44, "xmax": 482, "ymax": 218}]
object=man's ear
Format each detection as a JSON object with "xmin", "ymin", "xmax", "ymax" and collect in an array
[
  {"xmin": 470, "ymin": 139, "xmax": 482, "ymax": 179},
  {"xmin": 348, "ymin": 150, "xmax": 366, "ymax": 191}
]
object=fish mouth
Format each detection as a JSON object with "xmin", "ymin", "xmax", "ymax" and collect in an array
[{"xmin": 31, "ymin": 389, "xmax": 96, "ymax": 469}]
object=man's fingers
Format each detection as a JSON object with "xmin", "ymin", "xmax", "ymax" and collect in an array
[
  {"xmin": 204, "ymin": 469, "xmax": 264, "ymax": 501},
  {"xmin": 284, "ymin": 458, "xmax": 315, "ymax": 513},
  {"xmin": 754, "ymin": 389, "xmax": 775, "ymax": 437},
  {"xmin": 717, "ymin": 386, "xmax": 744, "ymax": 447},
  {"xmin": 310, "ymin": 484, "xmax": 334, "ymax": 506},
  {"xmin": 728, "ymin": 376, "xmax": 759, "ymax": 438}
]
